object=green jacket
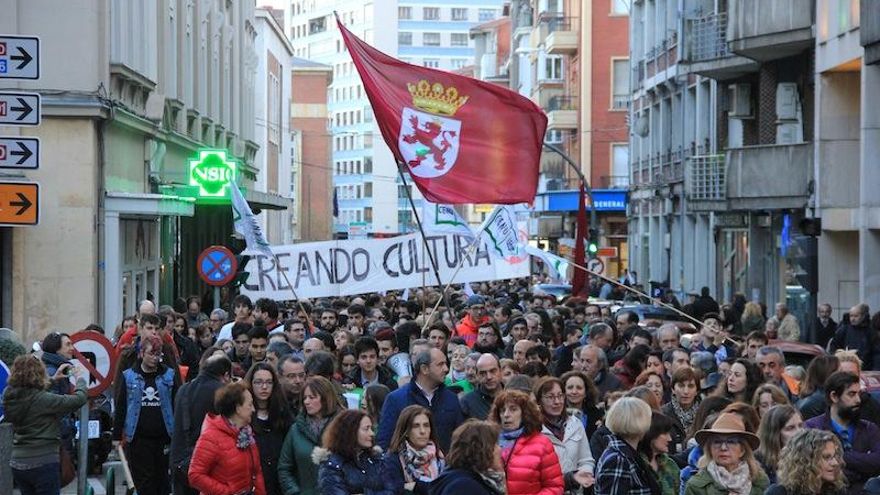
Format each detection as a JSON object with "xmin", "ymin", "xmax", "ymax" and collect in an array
[
  {"xmin": 641, "ymin": 453, "xmax": 680, "ymax": 495},
  {"xmin": 277, "ymin": 412, "xmax": 336, "ymax": 495},
  {"xmin": 2, "ymin": 378, "xmax": 88, "ymax": 460},
  {"xmin": 684, "ymin": 466, "xmax": 769, "ymax": 495}
]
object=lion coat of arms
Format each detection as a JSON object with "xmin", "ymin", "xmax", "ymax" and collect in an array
[{"xmin": 398, "ymin": 80, "xmax": 469, "ymax": 179}]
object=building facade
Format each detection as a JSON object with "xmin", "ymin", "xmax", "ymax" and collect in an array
[
  {"xmin": 0, "ymin": 0, "xmax": 262, "ymax": 342},
  {"xmin": 287, "ymin": 0, "xmax": 504, "ymax": 238}
]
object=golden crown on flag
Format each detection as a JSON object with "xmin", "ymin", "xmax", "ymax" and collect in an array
[{"xmin": 407, "ymin": 80, "xmax": 469, "ymax": 116}]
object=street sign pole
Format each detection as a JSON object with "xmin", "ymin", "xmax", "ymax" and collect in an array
[
  {"xmin": 213, "ymin": 286, "xmax": 220, "ymax": 310},
  {"xmin": 77, "ymin": 403, "xmax": 88, "ymax": 495}
]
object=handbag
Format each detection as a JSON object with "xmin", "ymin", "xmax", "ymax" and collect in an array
[{"xmin": 60, "ymin": 445, "xmax": 76, "ymax": 487}]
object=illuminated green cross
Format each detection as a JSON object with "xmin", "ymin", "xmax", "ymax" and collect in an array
[{"xmin": 188, "ymin": 149, "xmax": 237, "ymax": 198}]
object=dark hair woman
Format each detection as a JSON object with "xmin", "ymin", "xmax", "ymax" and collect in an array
[
  {"xmin": 488, "ymin": 389, "xmax": 564, "ymax": 495},
  {"xmin": 278, "ymin": 376, "xmax": 342, "ymax": 495},
  {"xmin": 712, "ymin": 358, "xmax": 763, "ymax": 404},
  {"xmin": 314, "ymin": 409, "xmax": 395, "ymax": 495},
  {"xmin": 661, "ymin": 366, "xmax": 700, "ymax": 457},
  {"xmin": 188, "ymin": 381, "xmax": 266, "ymax": 495},
  {"xmin": 2, "ymin": 354, "xmax": 88, "ymax": 495},
  {"xmin": 363, "ymin": 383, "xmax": 391, "ymax": 430},
  {"xmin": 756, "ymin": 405, "xmax": 803, "ymax": 483},
  {"xmin": 560, "ymin": 370, "xmax": 602, "ymax": 438},
  {"xmin": 246, "ymin": 362, "xmax": 292, "ymax": 495},
  {"xmin": 430, "ymin": 420, "xmax": 505, "ymax": 495},
  {"xmin": 385, "ymin": 405, "xmax": 445, "ymax": 494},
  {"xmin": 637, "ymin": 412, "xmax": 681, "ymax": 495},
  {"xmin": 796, "ymin": 355, "xmax": 839, "ymax": 420}
]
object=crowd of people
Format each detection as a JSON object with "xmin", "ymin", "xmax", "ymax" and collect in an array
[{"xmin": 4, "ymin": 277, "xmax": 880, "ymax": 495}]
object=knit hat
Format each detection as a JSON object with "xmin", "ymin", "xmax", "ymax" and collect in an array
[{"xmin": 465, "ymin": 295, "xmax": 485, "ymax": 307}]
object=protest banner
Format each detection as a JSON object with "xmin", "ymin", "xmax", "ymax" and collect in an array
[{"xmin": 240, "ymin": 233, "xmax": 528, "ymax": 301}]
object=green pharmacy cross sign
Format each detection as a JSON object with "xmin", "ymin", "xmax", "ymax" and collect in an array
[{"xmin": 189, "ymin": 149, "xmax": 237, "ymax": 198}]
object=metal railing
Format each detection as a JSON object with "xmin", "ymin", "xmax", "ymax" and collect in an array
[
  {"xmin": 547, "ymin": 95, "xmax": 577, "ymax": 111},
  {"xmin": 686, "ymin": 154, "xmax": 726, "ymax": 200},
  {"xmin": 541, "ymin": 15, "xmax": 574, "ymax": 33},
  {"xmin": 687, "ymin": 11, "xmax": 731, "ymax": 62}
]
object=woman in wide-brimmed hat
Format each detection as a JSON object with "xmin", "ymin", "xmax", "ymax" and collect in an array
[{"xmin": 683, "ymin": 412, "xmax": 769, "ymax": 495}]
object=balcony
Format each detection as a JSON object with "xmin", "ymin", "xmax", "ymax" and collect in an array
[
  {"xmin": 683, "ymin": 11, "xmax": 758, "ymax": 79},
  {"xmin": 546, "ymin": 96, "xmax": 578, "ymax": 129},
  {"xmin": 728, "ymin": 0, "xmax": 814, "ymax": 62},
  {"xmin": 725, "ymin": 142, "xmax": 812, "ymax": 210},
  {"xmin": 685, "ymin": 154, "xmax": 728, "ymax": 211},
  {"xmin": 544, "ymin": 16, "xmax": 577, "ymax": 55}
]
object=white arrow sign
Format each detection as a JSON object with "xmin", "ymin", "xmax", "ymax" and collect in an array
[
  {"xmin": 0, "ymin": 36, "xmax": 40, "ymax": 80},
  {"xmin": 0, "ymin": 92, "xmax": 40, "ymax": 126},
  {"xmin": 0, "ymin": 137, "xmax": 38, "ymax": 169}
]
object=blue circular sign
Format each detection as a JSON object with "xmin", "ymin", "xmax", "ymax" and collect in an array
[{"xmin": 197, "ymin": 246, "xmax": 238, "ymax": 286}]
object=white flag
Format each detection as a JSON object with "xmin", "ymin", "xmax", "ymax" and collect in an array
[
  {"xmin": 422, "ymin": 202, "xmax": 475, "ymax": 240},
  {"xmin": 525, "ymin": 245, "xmax": 570, "ymax": 281},
  {"xmin": 480, "ymin": 205, "xmax": 522, "ymax": 259},
  {"xmin": 401, "ymin": 287, "xmax": 410, "ymax": 301},
  {"xmin": 463, "ymin": 282, "xmax": 475, "ymax": 297},
  {"xmin": 231, "ymin": 183, "xmax": 273, "ymax": 257}
]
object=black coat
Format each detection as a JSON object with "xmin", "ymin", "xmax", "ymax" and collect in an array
[
  {"xmin": 429, "ymin": 469, "xmax": 501, "ymax": 495},
  {"xmin": 691, "ymin": 296, "xmax": 720, "ymax": 321},
  {"xmin": 830, "ymin": 321, "xmax": 880, "ymax": 371},
  {"xmin": 169, "ymin": 372, "xmax": 225, "ymax": 466}
]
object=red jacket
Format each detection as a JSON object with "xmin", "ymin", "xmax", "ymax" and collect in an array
[
  {"xmin": 455, "ymin": 314, "xmax": 489, "ymax": 348},
  {"xmin": 188, "ymin": 414, "xmax": 266, "ymax": 495},
  {"xmin": 502, "ymin": 432, "xmax": 564, "ymax": 495}
]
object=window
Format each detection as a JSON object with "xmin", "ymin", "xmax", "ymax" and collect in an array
[
  {"xmin": 451, "ymin": 58, "xmax": 468, "ymax": 69},
  {"xmin": 399, "ymin": 6, "xmax": 412, "ymax": 20},
  {"xmin": 544, "ymin": 55, "xmax": 563, "ymax": 80},
  {"xmin": 451, "ymin": 33, "xmax": 469, "ymax": 47},
  {"xmin": 452, "ymin": 8, "xmax": 468, "ymax": 21},
  {"xmin": 423, "ymin": 32, "xmax": 441, "ymax": 46},
  {"xmin": 611, "ymin": 0, "xmax": 630, "ymax": 15},
  {"xmin": 611, "ymin": 144, "xmax": 630, "ymax": 187},
  {"xmin": 423, "ymin": 7, "xmax": 440, "ymax": 20},
  {"xmin": 478, "ymin": 9, "xmax": 497, "ymax": 21},
  {"xmin": 308, "ymin": 16, "xmax": 326, "ymax": 34},
  {"xmin": 399, "ymin": 32, "xmax": 412, "ymax": 45},
  {"xmin": 545, "ymin": 129, "xmax": 564, "ymax": 144},
  {"xmin": 612, "ymin": 59, "xmax": 630, "ymax": 110},
  {"xmin": 423, "ymin": 59, "xmax": 440, "ymax": 68}
]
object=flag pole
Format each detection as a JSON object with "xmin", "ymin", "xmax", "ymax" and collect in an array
[
  {"xmin": 397, "ymin": 163, "xmax": 458, "ymax": 326},
  {"xmin": 419, "ymin": 235, "xmax": 482, "ymax": 335}
]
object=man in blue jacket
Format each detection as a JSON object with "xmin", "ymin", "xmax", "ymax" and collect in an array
[{"xmin": 376, "ymin": 347, "xmax": 463, "ymax": 453}]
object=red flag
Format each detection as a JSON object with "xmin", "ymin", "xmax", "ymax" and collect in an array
[
  {"xmin": 336, "ymin": 16, "xmax": 547, "ymax": 204},
  {"xmin": 571, "ymin": 182, "xmax": 589, "ymax": 296}
]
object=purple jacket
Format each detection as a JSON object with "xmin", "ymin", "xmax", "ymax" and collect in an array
[{"xmin": 805, "ymin": 413, "xmax": 880, "ymax": 490}]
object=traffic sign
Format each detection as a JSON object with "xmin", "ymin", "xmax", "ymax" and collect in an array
[
  {"xmin": 0, "ymin": 359, "xmax": 9, "ymax": 421},
  {"xmin": 0, "ymin": 36, "xmax": 40, "ymax": 80},
  {"xmin": 0, "ymin": 136, "xmax": 39, "ymax": 169},
  {"xmin": 69, "ymin": 332, "xmax": 117, "ymax": 398},
  {"xmin": 0, "ymin": 92, "xmax": 40, "ymax": 126},
  {"xmin": 587, "ymin": 258, "xmax": 605, "ymax": 275},
  {"xmin": 197, "ymin": 245, "xmax": 238, "ymax": 286},
  {"xmin": 597, "ymin": 247, "xmax": 618, "ymax": 258},
  {"xmin": 0, "ymin": 182, "xmax": 38, "ymax": 226}
]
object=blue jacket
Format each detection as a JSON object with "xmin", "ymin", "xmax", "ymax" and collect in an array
[
  {"xmin": 376, "ymin": 380, "xmax": 463, "ymax": 454},
  {"xmin": 118, "ymin": 365, "xmax": 175, "ymax": 442},
  {"xmin": 315, "ymin": 447, "xmax": 396, "ymax": 495},
  {"xmin": 429, "ymin": 469, "xmax": 501, "ymax": 495}
]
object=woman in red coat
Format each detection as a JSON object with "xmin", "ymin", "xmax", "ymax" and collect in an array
[
  {"xmin": 488, "ymin": 389, "xmax": 564, "ymax": 495},
  {"xmin": 189, "ymin": 382, "xmax": 267, "ymax": 495}
]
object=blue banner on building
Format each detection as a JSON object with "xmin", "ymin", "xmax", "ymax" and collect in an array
[{"xmin": 545, "ymin": 189, "xmax": 628, "ymax": 212}]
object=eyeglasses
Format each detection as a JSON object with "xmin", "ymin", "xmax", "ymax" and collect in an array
[
  {"xmin": 542, "ymin": 393, "xmax": 565, "ymax": 402},
  {"xmin": 252, "ymin": 380, "xmax": 274, "ymax": 388},
  {"xmin": 710, "ymin": 438, "xmax": 741, "ymax": 448}
]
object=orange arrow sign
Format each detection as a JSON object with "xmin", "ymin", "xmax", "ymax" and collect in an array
[{"xmin": 0, "ymin": 182, "xmax": 38, "ymax": 226}]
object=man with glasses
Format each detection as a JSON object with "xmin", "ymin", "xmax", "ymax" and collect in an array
[
  {"xmin": 284, "ymin": 318, "xmax": 308, "ymax": 354},
  {"xmin": 830, "ymin": 304, "xmax": 880, "ymax": 371},
  {"xmin": 114, "ymin": 334, "xmax": 177, "ymax": 495},
  {"xmin": 207, "ymin": 308, "xmax": 227, "ymax": 336}
]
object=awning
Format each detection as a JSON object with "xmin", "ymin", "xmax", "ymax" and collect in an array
[
  {"xmin": 104, "ymin": 192, "xmax": 195, "ymax": 217},
  {"xmin": 245, "ymin": 189, "xmax": 290, "ymax": 211}
]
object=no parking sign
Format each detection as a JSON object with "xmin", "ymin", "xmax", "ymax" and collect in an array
[{"xmin": 69, "ymin": 332, "xmax": 117, "ymax": 397}]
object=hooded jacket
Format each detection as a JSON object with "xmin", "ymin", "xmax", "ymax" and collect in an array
[
  {"xmin": 188, "ymin": 414, "xmax": 266, "ymax": 495},
  {"xmin": 2, "ymin": 377, "xmax": 88, "ymax": 460},
  {"xmin": 455, "ymin": 314, "xmax": 489, "ymax": 348}
]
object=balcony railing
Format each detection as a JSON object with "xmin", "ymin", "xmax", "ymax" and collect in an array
[
  {"xmin": 612, "ymin": 95, "xmax": 630, "ymax": 110},
  {"xmin": 547, "ymin": 96, "xmax": 577, "ymax": 111},
  {"xmin": 599, "ymin": 175, "xmax": 631, "ymax": 188},
  {"xmin": 686, "ymin": 11, "xmax": 731, "ymax": 62},
  {"xmin": 541, "ymin": 15, "xmax": 573, "ymax": 34},
  {"xmin": 686, "ymin": 154, "xmax": 726, "ymax": 201}
]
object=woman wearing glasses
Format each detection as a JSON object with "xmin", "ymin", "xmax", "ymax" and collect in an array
[
  {"xmin": 246, "ymin": 362, "xmax": 292, "ymax": 495},
  {"xmin": 765, "ymin": 429, "xmax": 846, "ymax": 495},
  {"xmin": 534, "ymin": 377, "xmax": 595, "ymax": 494},
  {"xmin": 684, "ymin": 412, "xmax": 769, "ymax": 495}
]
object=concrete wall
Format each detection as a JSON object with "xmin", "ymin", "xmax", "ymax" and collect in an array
[{"xmin": 816, "ymin": 71, "xmax": 860, "ymax": 213}]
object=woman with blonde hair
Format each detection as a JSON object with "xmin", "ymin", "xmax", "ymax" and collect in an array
[
  {"xmin": 740, "ymin": 302, "xmax": 765, "ymax": 334},
  {"xmin": 756, "ymin": 405, "xmax": 803, "ymax": 483},
  {"xmin": 594, "ymin": 397, "xmax": 660, "ymax": 495},
  {"xmin": 765, "ymin": 429, "xmax": 846, "ymax": 495},
  {"xmin": 684, "ymin": 412, "xmax": 769, "ymax": 495}
]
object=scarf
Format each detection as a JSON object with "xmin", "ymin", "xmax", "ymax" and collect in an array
[
  {"xmin": 478, "ymin": 469, "xmax": 508, "ymax": 495},
  {"xmin": 498, "ymin": 427, "xmax": 524, "ymax": 449},
  {"xmin": 400, "ymin": 441, "xmax": 443, "ymax": 483},
  {"xmin": 449, "ymin": 369, "xmax": 467, "ymax": 381},
  {"xmin": 543, "ymin": 413, "xmax": 567, "ymax": 441},
  {"xmin": 707, "ymin": 461, "xmax": 752, "ymax": 495},
  {"xmin": 305, "ymin": 415, "xmax": 330, "ymax": 441},
  {"xmin": 670, "ymin": 398, "xmax": 698, "ymax": 431},
  {"xmin": 226, "ymin": 418, "xmax": 256, "ymax": 450}
]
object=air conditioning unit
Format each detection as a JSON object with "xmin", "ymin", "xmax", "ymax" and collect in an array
[
  {"xmin": 776, "ymin": 83, "xmax": 799, "ymax": 121},
  {"xmin": 776, "ymin": 122, "xmax": 803, "ymax": 144},
  {"xmin": 728, "ymin": 84, "xmax": 753, "ymax": 118}
]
